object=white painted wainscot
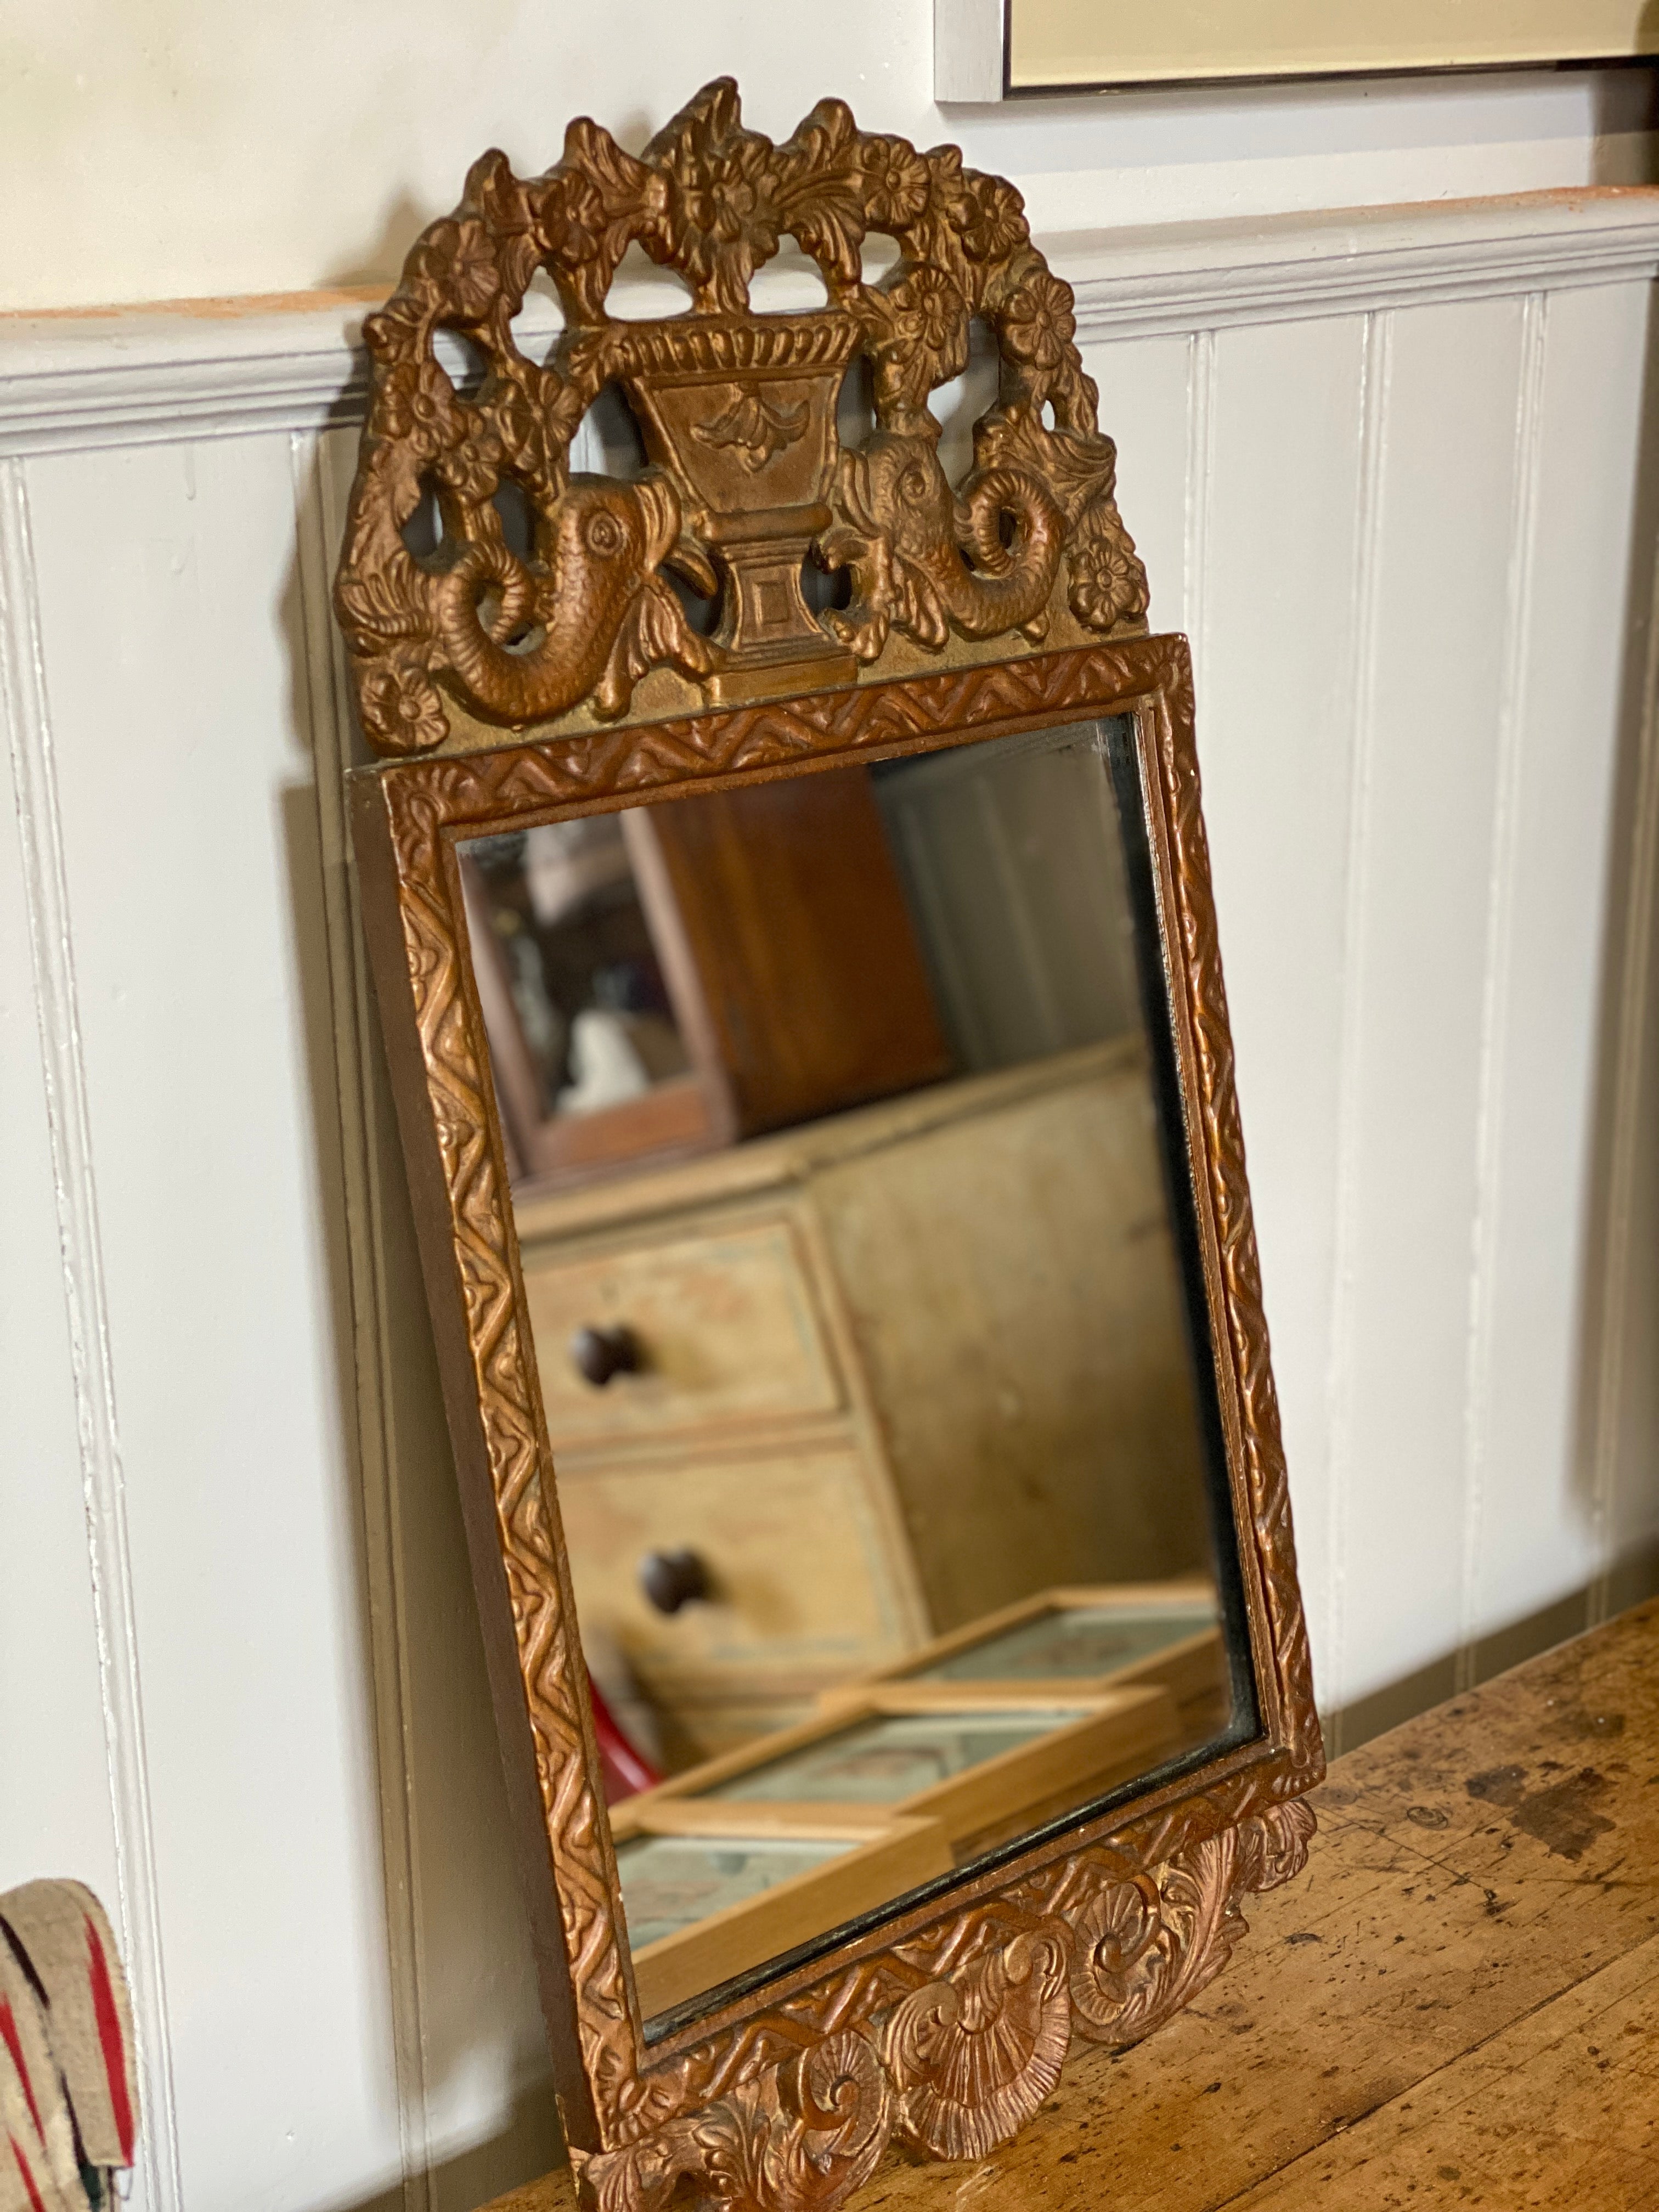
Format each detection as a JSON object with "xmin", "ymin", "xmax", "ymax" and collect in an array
[{"xmin": 3, "ymin": 188, "xmax": 1658, "ymax": 2212}]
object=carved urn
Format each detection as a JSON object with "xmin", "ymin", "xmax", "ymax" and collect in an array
[{"xmin": 619, "ymin": 315, "xmax": 861, "ymax": 702}]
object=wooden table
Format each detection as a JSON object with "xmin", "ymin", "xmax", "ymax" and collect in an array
[{"xmin": 483, "ymin": 1599, "xmax": 1659, "ymax": 2211}]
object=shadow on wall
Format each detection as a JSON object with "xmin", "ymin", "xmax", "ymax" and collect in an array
[
  {"xmin": 317, "ymin": 103, "xmax": 663, "ymax": 296},
  {"xmin": 275, "ymin": 438, "xmax": 566, "ymax": 2211},
  {"xmin": 1566, "ymin": 263, "xmax": 1659, "ymax": 1616},
  {"xmin": 318, "ymin": 2086, "xmax": 569, "ymax": 2212},
  {"xmin": 321, "ymin": 191, "xmax": 431, "ymax": 296},
  {"xmin": 1325, "ymin": 257, "xmax": 1659, "ymax": 1768},
  {"xmin": 1589, "ymin": 55, "xmax": 1659, "ymax": 183},
  {"xmin": 1325, "ymin": 1539, "xmax": 1659, "ymax": 1756},
  {"xmin": 328, "ymin": 68, "xmax": 1659, "ymax": 296}
]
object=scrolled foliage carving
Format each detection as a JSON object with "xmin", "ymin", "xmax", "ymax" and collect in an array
[
  {"xmin": 335, "ymin": 77, "xmax": 1148, "ymax": 753},
  {"xmin": 587, "ymin": 2030, "xmax": 892, "ymax": 2212},
  {"xmin": 883, "ymin": 1929, "xmax": 1070, "ymax": 2162},
  {"xmin": 578, "ymin": 1803, "xmax": 1315, "ymax": 2212}
]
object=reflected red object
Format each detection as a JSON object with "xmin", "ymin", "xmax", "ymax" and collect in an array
[{"xmin": 589, "ymin": 1678, "xmax": 661, "ymax": 1801}]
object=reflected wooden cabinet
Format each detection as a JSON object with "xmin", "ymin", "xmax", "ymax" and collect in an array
[
  {"xmin": 516, "ymin": 1036, "xmax": 1209, "ymax": 1767},
  {"xmin": 465, "ymin": 766, "xmax": 950, "ymax": 1190}
]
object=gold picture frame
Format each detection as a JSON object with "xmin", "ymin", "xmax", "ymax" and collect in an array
[
  {"xmin": 828, "ymin": 1580, "xmax": 1227, "ymax": 1723},
  {"xmin": 610, "ymin": 1816, "xmax": 955, "ymax": 2021},
  {"xmin": 936, "ymin": 0, "xmax": 1659, "ymax": 102}
]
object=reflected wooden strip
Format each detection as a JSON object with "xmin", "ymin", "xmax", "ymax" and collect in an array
[
  {"xmin": 622, "ymin": 1686, "xmax": 1181, "ymax": 1864},
  {"xmin": 617, "ymin": 1817, "xmax": 954, "ymax": 2023}
]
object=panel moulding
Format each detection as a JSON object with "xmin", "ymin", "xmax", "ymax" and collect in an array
[
  {"xmin": 0, "ymin": 192, "xmax": 1655, "ymax": 456},
  {"xmin": 0, "ymin": 456, "xmax": 185, "ymax": 2212}
]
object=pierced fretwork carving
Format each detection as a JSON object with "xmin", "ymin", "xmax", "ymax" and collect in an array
[{"xmin": 334, "ymin": 77, "xmax": 1148, "ymax": 752}]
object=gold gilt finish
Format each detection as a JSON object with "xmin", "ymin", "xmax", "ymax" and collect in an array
[
  {"xmin": 332, "ymin": 77, "xmax": 1148, "ymax": 751},
  {"xmin": 337, "ymin": 74, "xmax": 1320, "ymax": 2212},
  {"xmin": 347, "ymin": 636, "xmax": 1324, "ymax": 2209}
]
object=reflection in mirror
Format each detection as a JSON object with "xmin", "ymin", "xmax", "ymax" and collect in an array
[{"xmin": 458, "ymin": 716, "xmax": 1256, "ymax": 2030}]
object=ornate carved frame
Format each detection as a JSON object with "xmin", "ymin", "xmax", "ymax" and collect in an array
[{"xmin": 337, "ymin": 80, "xmax": 1323, "ymax": 2212}]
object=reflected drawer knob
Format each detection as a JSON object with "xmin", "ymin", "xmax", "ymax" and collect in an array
[
  {"xmin": 639, "ymin": 1547, "xmax": 710, "ymax": 1616},
  {"xmin": 569, "ymin": 1323, "xmax": 640, "ymax": 1388}
]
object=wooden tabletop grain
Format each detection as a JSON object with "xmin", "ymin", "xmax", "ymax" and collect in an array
[{"xmin": 481, "ymin": 1599, "xmax": 1659, "ymax": 2211}]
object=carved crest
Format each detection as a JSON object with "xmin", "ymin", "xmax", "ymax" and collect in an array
[{"xmin": 334, "ymin": 77, "xmax": 1149, "ymax": 754}]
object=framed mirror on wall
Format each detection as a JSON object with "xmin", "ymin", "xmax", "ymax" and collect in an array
[{"xmin": 334, "ymin": 78, "xmax": 1322, "ymax": 2212}]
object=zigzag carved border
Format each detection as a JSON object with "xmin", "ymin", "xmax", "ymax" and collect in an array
[{"xmin": 358, "ymin": 636, "xmax": 1323, "ymax": 2198}]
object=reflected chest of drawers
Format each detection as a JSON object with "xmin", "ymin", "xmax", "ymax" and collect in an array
[{"xmin": 514, "ymin": 1039, "xmax": 1205, "ymax": 1765}]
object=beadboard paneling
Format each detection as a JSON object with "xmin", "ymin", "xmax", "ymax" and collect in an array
[
  {"xmin": 21, "ymin": 433, "xmax": 401, "ymax": 2212},
  {"xmin": 1329, "ymin": 296, "xmax": 1528, "ymax": 1713},
  {"xmin": 1471, "ymin": 279, "xmax": 1654, "ymax": 1645},
  {"xmin": 1164, "ymin": 313, "xmax": 1370, "ymax": 1707},
  {"xmin": 1086, "ymin": 332, "xmax": 1191, "ymax": 634},
  {"xmin": 0, "ymin": 479, "xmax": 124, "ymax": 1928}
]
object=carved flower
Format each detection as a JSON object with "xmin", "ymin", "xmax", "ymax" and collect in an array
[
  {"xmin": 1071, "ymin": 520, "xmax": 1150, "ymax": 631},
  {"xmin": 707, "ymin": 151, "xmax": 761, "ymax": 241},
  {"xmin": 673, "ymin": 141, "xmax": 771, "ymax": 248},
  {"xmin": 663, "ymin": 136, "xmax": 779, "ymax": 306},
  {"xmin": 415, "ymin": 218, "xmax": 501, "ymax": 320},
  {"xmin": 886, "ymin": 267, "xmax": 968, "ymax": 380},
  {"xmin": 1001, "ymin": 271, "xmax": 1076, "ymax": 370},
  {"xmin": 378, "ymin": 357, "xmax": 456, "ymax": 457},
  {"xmin": 959, "ymin": 176, "xmax": 1029, "ymax": 265},
  {"xmin": 534, "ymin": 167, "xmax": 606, "ymax": 268},
  {"xmin": 857, "ymin": 136, "xmax": 931, "ymax": 230},
  {"xmin": 435, "ymin": 417, "xmax": 503, "ymax": 504},
  {"xmin": 358, "ymin": 654, "xmax": 448, "ymax": 754}
]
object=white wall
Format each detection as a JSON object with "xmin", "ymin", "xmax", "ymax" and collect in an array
[
  {"xmin": 3, "ymin": 29, "xmax": 1658, "ymax": 2212},
  {"xmin": 0, "ymin": 6, "xmax": 1655, "ymax": 309}
]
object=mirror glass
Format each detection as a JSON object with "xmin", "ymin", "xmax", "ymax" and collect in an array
[{"xmin": 458, "ymin": 715, "xmax": 1259, "ymax": 2032}]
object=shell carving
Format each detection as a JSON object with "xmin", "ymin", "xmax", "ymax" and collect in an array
[
  {"xmin": 885, "ymin": 1933, "xmax": 1070, "ymax": 2162},
  {"xmin": 578, "ymin": 1803, "xmax": 1315, "ymax": 2211},
  {"xmin": 334, "ymin": 76, "xmax": 1148, "ymax": 754}
]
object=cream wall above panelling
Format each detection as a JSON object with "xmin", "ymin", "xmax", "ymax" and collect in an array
[
  {"xmin": 0, "ymin": 7, "xmax": 1655, "ymax": 309},
  {"xmin": 3, "ymin": 191, "xmax": 1658, "ymax": 2211}
]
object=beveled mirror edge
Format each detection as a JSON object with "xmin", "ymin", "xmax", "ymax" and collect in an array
[{"xmin": 346, "ymin": 633, "xmax": 1324, "ymax": 2201}]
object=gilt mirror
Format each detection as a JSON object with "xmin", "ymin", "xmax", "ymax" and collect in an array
[{"xmin": 336, "ymin": 78, "xmax": 1321, "ymax": 2211}]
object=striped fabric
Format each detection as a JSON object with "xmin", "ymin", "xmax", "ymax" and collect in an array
[{"xmin": 0, "ymin": 1885, "xmax": 137, "ymax": 2212}]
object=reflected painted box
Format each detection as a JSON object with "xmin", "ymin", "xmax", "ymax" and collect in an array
[
  {"xmin": 611, "ymin": 1814, "xmax": 952, "ymax": 2020},
  {"xmin": 619, "ymin": 1683, "xmax": 1181, "ymax": 1876}
]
